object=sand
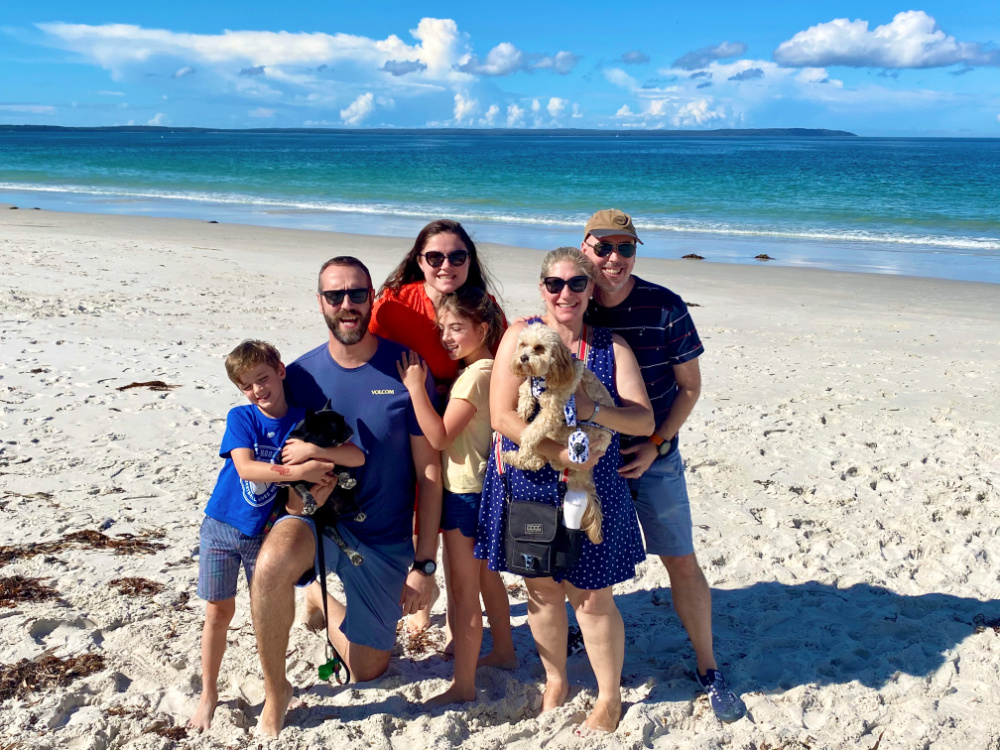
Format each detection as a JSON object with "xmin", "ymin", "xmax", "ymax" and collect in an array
[{"xmin": 1, "ymin": 205, "xmax": 999, "ymax": 749}]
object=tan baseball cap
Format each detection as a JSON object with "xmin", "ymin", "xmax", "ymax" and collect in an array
[{"xmin": 583, "ymin": 209, "xmax": 643, "ymax": 244}]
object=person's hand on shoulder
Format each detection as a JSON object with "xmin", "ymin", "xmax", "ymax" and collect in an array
[{"xmin": 396, "ymin": 350, "xmax": 428, "ymax": 393}]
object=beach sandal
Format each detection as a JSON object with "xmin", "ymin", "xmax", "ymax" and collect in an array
[{"xmin": 695, "ymin": 668, "xmax": 746, "ymax": 723}]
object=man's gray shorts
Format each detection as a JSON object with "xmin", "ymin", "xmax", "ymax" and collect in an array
[
  {"xmin": 273, "ymin": 514, "xmax": 413, "ymax": 652},
  {"xmin": 628, "ymin": 445, "xmax": 696, "ymax": 557}
]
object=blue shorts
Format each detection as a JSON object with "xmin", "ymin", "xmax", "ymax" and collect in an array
[
  {"xmin": 441, "ymin": 490, "xmax": 480, "ymax": 539},
  {"xmin": 628, "ymin": 445, "xmax": 695, "ymax": 557},
  {"xmin": 197, "ymin": 516, "xmax": 263, "ymax": 601},
  {"xmin": 274, "ymin": 514, "xmax": 413, "ymax": 652}
]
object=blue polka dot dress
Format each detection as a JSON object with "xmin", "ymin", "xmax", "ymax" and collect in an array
[{"xmin": 474, "ymin": 324, "xmax": 645, "ymax": 590}]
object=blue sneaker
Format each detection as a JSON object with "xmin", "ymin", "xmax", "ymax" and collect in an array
[{"xmin": 695, "ymin": 669, "xmax": 746, "ymax": 723}]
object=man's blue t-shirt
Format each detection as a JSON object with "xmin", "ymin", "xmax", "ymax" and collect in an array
[
  {"xmin": 205, "ymin": 404, "xmax": 305, "ymax": 537},
  {"xmin": 284, "ymin": 336, "xmax": 433, "ymax": 545}
]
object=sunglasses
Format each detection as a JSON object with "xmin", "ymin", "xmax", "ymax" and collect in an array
[
  {"xmin": 542, "ymin": 275, "xmax": 591, "ymax": 294},
  {"xmin": 587, "ymin": 240, "xmax": 637, "ymax": 258},
  {"xmin": 420, "ymin": 250, "xmax": 469, "ymax": 268},
  {"xmin": 321, "ymin": 288, "xmax": 370, "ymax": 305}
]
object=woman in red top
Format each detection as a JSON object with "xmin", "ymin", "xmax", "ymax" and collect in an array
[{"xmin": 371, "ymin": 219, "xmax": 503, "ymax": 387}]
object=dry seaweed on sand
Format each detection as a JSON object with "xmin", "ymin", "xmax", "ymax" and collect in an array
[
  {"xmin": 109, "ymin": 577, "xmax": 164, "ymax": 597},
  {"xmin": 115, "ymin": 380, "xmax": 180, "ymax": 392},
  {"xmin": 682, "ymin": 253, "xmax": 705, "ymax": 260},
  {"xmin": 0, "ymin": 529, "xmax": 166, "ymax": 568},
  {"xmin": 973, "ymin": 613, "xmax": 1000, "ymax": 634},
  {"xmin": 0, "ymin": 575, "xmax": 60, "ymax": 608},
  {"xmin": 0, "ymin": 652, "xmax": 105, "ymax": 702}
]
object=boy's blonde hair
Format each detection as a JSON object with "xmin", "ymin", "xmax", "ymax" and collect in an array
[{"xmin": 225, "ymin": 340, "xmax": 282, "ymax": 386}]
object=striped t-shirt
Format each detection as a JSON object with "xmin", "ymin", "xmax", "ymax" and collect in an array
[{"xmin": 585, "ymin": 276, "xmax": 704, "ymax": 445}]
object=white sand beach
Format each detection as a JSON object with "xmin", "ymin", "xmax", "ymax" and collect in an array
[{"xmin": 1, "ymin": 205, "xmax": 999, "ymax": 749}]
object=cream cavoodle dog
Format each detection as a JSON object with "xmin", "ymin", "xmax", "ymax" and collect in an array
[{"xmin": 502, "ymin": 324, "xmax": 616, "ymax": 544}]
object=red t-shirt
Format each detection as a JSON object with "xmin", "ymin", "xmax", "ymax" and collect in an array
[{"xmin": 370, "ymin": 281, "xmax": 507, "ymax": 383}]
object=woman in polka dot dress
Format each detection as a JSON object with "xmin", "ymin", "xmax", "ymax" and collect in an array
[{"xmin": 474, "ymin": 247, "xmax": 654, "ymax": 734}]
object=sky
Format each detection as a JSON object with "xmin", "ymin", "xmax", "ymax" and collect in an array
[{"xmin": 2, "ymin": 1, "xmax": 999, "ymax": 135}]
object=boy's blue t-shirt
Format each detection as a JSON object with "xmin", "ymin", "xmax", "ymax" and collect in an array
[
  {"xmin": 284, "ymin": 336, "xmax": 432, "ymax": 545},
  {"xmin": 205, "ymin": 404, "xmax": 305, "ymax": 537}
]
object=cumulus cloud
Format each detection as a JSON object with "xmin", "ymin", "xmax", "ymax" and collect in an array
[
  {"xmin": 673, "ymin": 41, "xmax": 748, "ymax": 70},
  {"xmin": 620, "ymin": 50, "xmax": 650, "ymax": 65},
  {"xmin": 673, "ymin": 99, "xmax": 725, "ymax": 127},
  {"xmin": 381, "ymin": 59, "xmax": 427, "ymax": 76},
  {"xmin": 147, "ymin": 112, "xmax": 167, "ymax": 125},
  {"xmin": 729, "ymin": 67, "xmax": 764, "ymax": 81},
  {"xmin": 0, "ymin": 103, "xmax": 56, "ymax": 113},
  {"xmin": 773, "ymin": 11, "xmax": 1000, "ymax": 69},
  {"xmin": 456, "ymin": 44, "xmax": 579, "ymax": 75},
  {"xmin": 340, "ymin": 92, "xmax": 374, "ymax": 125},
  {"xmin": 547, "ymin": 97, "xmax": 567, "ymax": 118},
  {"xmin": 171, "ymin": 66, "xmax": 195, "ymax": 78},
  {"xmin": 453, "ymin": 92, "xmax": 477, "ymax": 123},
  {"xmin": 481, "ymin": 103, "xmax": 500, "ymax": 126},
  {"xmin": 249, "ymin": 107, "xmax": 275, "ymax": 117},
  {"xmin": 604, "ymin": 68, "xmax": 638, "ymax": 89},
  {"xmin": 506, "ymin": 103, "xmax": 524, "ymax": 127},
  {"xmin": 571, "ymin": 103, "xmax": 582, "ymax": 118}
]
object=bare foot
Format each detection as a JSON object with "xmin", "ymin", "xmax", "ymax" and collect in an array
[
  {"xmin": 423, "ymin": 683, "xmax": 476, "ymax": 707},
  {"xmin": 540, "ymin": 679, "xmax": 570, "ymax": 713},
  {"xmin": 257, "ymin": 679, "xmax": 293, "ymax": 738},
  {"xmin": 405, "ymin": 581, "xmax": 440, "ymax": 634},
  {"xmin": 477, "ymin": 650, "xmax": 519, "ymax": 670},
  {"xmin": 188, "ymin": 689, "xmax": 218, "ymax": 732},
  {"xmin": 302, "ymin": 603, "xmax": 325, "ymax": 633},
  {"xmin": 582, "ymin": 695, "xmax": 622, "ymax": 732}
]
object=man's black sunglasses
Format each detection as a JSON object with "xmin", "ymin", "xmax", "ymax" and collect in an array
[
  {"xmin": 420, "ymin": 250, "xmax": 469, "ymax": 268},
  {"xmin": 542, "ymin": 275, "xmax": 590, "ymax": 294},
  {"xmin": 321, "ymin": 288, "xmax": 370, "ymax": 305},
  {"xmin": 587, "ymin": 240, "xmax": 637, "ymax": 258}
]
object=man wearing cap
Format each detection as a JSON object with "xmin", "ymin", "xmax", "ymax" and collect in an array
[{"xmin": 581, "ymin": 209, "xmax": 745, "ymax": 723}]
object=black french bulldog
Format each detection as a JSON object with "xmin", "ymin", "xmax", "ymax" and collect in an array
[{"xmin": 282, "ymin": 400, "xmax": 365, "ymax": 566}]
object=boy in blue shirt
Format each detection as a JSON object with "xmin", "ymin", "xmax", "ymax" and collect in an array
[{"xmin": 190, "ymin": 340, "xmax": 363, "ymax": 732}]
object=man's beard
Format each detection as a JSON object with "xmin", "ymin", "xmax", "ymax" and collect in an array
[{"xmin": 324, "ymin": 306, "xmax": 372, "ymax": 345}]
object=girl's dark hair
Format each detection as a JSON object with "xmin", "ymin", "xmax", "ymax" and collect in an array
[
  {"xmin": 436, "ymin": 286, "xmax": 506, "ymax": 354},
  {"xmin": 378, "ymin": 219, "xmax": 497, "ymax": 298}
]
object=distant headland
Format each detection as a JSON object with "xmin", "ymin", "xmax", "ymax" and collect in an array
[{"xmin": 0, "ymin": 125, "xmax": 856, "ymax": 137}]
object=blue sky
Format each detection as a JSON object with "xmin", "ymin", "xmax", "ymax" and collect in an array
[{"xmin": 2, "ymin": 1, "xmax": 999, "ymax": 135}]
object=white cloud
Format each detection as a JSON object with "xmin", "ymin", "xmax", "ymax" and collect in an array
[
  {"xmin": 97, "ymin": 90, "xmax": 125, "ymax": 96},
  {"xmin": 453, "ymin": 92, "xmax": 478, "ymax": 123},
  {"xmin": 171, "ymin": 66, "xmax": 196, "ymax": 78},
  {"xmin": 615, "ymin": 104, "xmax": 635, "ymax": 117},
  {"xmin": 571, "ymin": 103, "xmax": 583, "ymax": 118},
  {"xmin": 673, "ymin": 99, "xmax": 725, "ymax": 127},
  {"xmin": 774, "ymin": 11, "xmax": 1000, "ymax": 69},
  {"xmin": 506, "ymin": 103, "xmax": 525, "ymax": 127},
  {"xmin": 147, "ymin": 112, "xmax": 167, "ymax": 125},
  {"xmin": 673, "ymin": 42, "xmax": 747, "ymax": 70},
  {"xmin": 340, "ymin": 92, "xmax": 374, "ymax": 125},
  {"xmin": 531, "ymin": 98, "xmax": 541, "ymax": 113},
  {"xmin": 547, "ymin": 97, "xmax": 567, "ymax": 118},
  {"xmin": 620, "ymin": 50, "xmax": 650, "ymax": 65},
  {"xmin": 456, "ymin": 43, "xmax": 579, "ymax": 76},
  {"xmin": 481, "ymin": 104, "xmax": 500, "ymax": 126},
  {"xmin": 249, "ymin": 107, "xmax": 275, "ymax": 118},
  {"xmin": 0, "ymin": 104, "xmax": 56, "ymax": 113},
  {"xmin": 604, "ymin": 68, "xmax": 638, "ymax": 89}
]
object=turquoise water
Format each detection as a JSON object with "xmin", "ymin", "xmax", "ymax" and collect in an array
[{"xmin": 2, "ymin": 132, "xmax": 999, "ymax": 282}]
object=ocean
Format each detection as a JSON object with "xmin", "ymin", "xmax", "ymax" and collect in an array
[{"xmin": 1, "ymin": 131, "xmax": 998, "ymax": 283}]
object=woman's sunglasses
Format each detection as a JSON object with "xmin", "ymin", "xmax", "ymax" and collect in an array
[
  {"xmin": 542, "ymin": 275, "xmax": 590, "ymax": 294},
  {"xmin": 321, "ymin": 288, "xmax": 370, "ymax": 305},
  {"xmin": 420, "ymin": 250, "xmax": 469, "ymax": 268},
  {"xmin": 587, "ymin": 241, "xmax": 637, "ymax": 258}
]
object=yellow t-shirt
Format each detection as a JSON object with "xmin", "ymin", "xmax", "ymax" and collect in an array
[{"xmin": 443, "ymin": 358, "xmax": 493, "ymax": 494}]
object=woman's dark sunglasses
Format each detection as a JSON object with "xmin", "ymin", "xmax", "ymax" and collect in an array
[
  {"xmin": 420, "ymin": 250, "xmax": 469, "ymax": 268},
  {"xmin": 588, "ymin": 240, "xmax": 637, "ymax": 258},
  {"xmin": 542, "ymin": 275, "xmax": 590, "ymax": 294},
  {"xmin": 321, "ymin": 288, "xmax": 370, "ymax": 305}
]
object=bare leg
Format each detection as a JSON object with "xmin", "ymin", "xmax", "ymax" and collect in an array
[
  {"xmin": 442, "ymin": 542, "xmax": 455, "ymax": 653},
  {"xmin": 302, "ymin": 581, "xmax": 325, "ymax": 631},
  {"xmin": 425, "ymin": 530, "xmax": 481, "ymax": 706},
  {"xmin": 524, "ymin": 577, "xmax": 569, "ymax": 712},
  {"xmin": 660, "ymin": 553, "xmax": 717, "ymax": 674},
  {"xmin": 566, "ymin": 583, "xmax": 623, "ymax": 732},
  {"xmin": 249, "ymin": 520, "xmax": 315, "ymax": 737},
  {"xmin": 189, "ymin": 598, "xmax": 236, "ymax": 731},
  {"xmin": 477, "ymin": 566, "xmax": 517, "ymax": 670}
]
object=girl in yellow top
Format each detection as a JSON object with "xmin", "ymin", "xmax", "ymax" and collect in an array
[{"xmin": 398, "ymin": 286, "xmax": 515, "ymax": 706}]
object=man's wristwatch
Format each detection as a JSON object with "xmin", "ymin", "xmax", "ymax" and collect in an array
[
  {"xmin": 648, "ymin": 432, "xmax": 672, "ymax": 456},
  {"xmin": 412, "ymin": 559, "xmax": 437, "ymax": 576}
]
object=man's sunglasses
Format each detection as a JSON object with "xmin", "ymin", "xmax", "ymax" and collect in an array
[
  {"xmin": 321, "ymin": 288, "xmax": 370, "ymax": 305},
  {"xmin": 542, "ymin": 275, "xmax": 590, "ymax": 294},
  {"xmin": 587, "ymin": 240, "xmax": 637, "ymax": 258},
  {"xmin": 420, "ymin": 250, "xmax": 469, "ymax": 268}
]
